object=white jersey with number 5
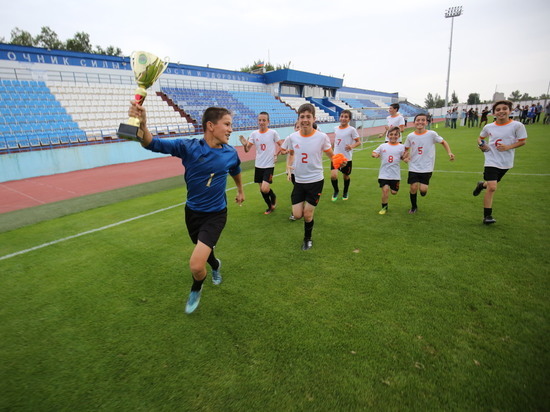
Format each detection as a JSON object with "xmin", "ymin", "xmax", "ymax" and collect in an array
[
  {"xmin": 287, "ymin": 130, "xmax": 331, "ymax": 183},
  {"xmin": 373, "ymin": 142, "xmax": 406, "ymax": 180},
  {"xmin": 333, "ymin": 125, "xmax": 359, "ymax": 160},
  {"xmin": 247, "ymin": 129, "xmax": 280, "ymax": 168},
  {"xmin": 404, "ymin": 130, "xmax": 444, "ymax": 173},
  {"xmin": 480, "ymin": 120, "xmax": 527, "ymax": 169}
]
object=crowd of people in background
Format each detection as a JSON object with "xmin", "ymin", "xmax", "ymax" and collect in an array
[{"xmin": 444, "ymin": 101, "xmax": 548, "ymax": 127}]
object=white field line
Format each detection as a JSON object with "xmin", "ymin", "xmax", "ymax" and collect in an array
[{"xmin": 1, "ymin": 151, "xmax": 548, "ymax": 261}]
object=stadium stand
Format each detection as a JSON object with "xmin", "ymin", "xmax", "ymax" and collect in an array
[{"xmin": 279, "ymin": 96, "xmax": 334, "ymax": 122}]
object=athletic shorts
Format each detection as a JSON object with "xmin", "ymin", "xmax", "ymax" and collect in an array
[
  {"xmin": 378, "ymin": 179, "xmax": 400, "ymax": 192},
  {"xmin": 330, "ymin": 159, "xmax": 353, "ymax": 176},
  {"xmin": 408, "ymin": 171, "xmax": 433, "ymax": 185},
  {"xmin": 254, "ymin": 167, "xmax": 274, "ymax": 184},
  {"xmin": 185, "ymin": 206, "xmax": 227, "ymax": 249},
  {"xmin": 291, "ymin": 179, "xmax": 324, "ymax": 206},
  {"xmin": 484, "ymin": 166, "xmax": 509, "ymax": 182}
]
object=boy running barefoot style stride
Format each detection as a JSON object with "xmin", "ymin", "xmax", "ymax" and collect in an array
[
  {"xmin": 331, "ymin": 110, "xmax": 360, "ymax": 201},
  {"xmin": 286, "ymin": 103, "xmax": 344, "ymax": 250},
  {"xmin": 127, "ymin": 102, "xmax": 245, "ymax": 314},
  {"xmin": 404, "ymin": 113, "xmax": 455, "ymax": 214},
  {"xmin": 473, "ymin": 100, "xmax": 527, "ymax": 224},
  {"xmin": 239, "ymin": 112, "xmax": 282, "ymax": 215},
  {"xmin": 372, "ymin": 127, "xmax": 408, "ymax": 214}
]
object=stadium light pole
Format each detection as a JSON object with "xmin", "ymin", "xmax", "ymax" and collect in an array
[{"xmin": 444, "ymin": 6, "xmax": 463, "ymax": 109}]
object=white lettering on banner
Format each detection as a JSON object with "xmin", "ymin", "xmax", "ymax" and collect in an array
[
  {"xmin": 80, "ymin": 59, "xmax": 87, "ymax": 66},
  {"xmin": 51, "ymin": 56, "xmax": 58, "ymax": 64},
  {"xmin": 37, "ymin": 55, "xmax": 45, "ymax": 63},
  {"xmin": 22, "ymin": 53, "xmax": 31, "ymax": 62},
  {"xmin": 102, "ymin": 61, "xmax": 109, "ymax": 68},
  {"xmin": 63, "ymin": 57, "xmax": 69, "ymax": 65},
  {"xmin": 91, "ymin": 60, "xmax": 97, "ymax": 67},
  {"xmin": 7, "ymin": 52, "xmax": 16, "ymax": 60},
  {"xmin": 112, "ymin": 62, "xmax": 119, "ymax": 69}
]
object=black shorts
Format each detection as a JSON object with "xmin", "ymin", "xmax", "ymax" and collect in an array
[
  {"xmin": 484, "ymin": 167, "xmax": 509, "ymax": 182},
  {"xmin": 291, "ymin": 180, "xmax": 324, "ymax": 206},
  {"xmin": 185, "ymin": 206, "xmax": 227, "ymax": 249},
  {"xmin": 254, "ymin": 167, "xmax": 274, "ymax": 184},
  {"xmin": 378, "ymin": 179, "xmax": 400, "ymax": 191},
  {"xmin": 408, "ymin": 171, "xmax": 433, "ymax": 185},
  {"xmin": 330, "ymin": 159, "xmax": 353, "ymax": 176}
]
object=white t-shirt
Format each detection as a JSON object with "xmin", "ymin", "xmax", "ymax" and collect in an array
[
  {"xmin": 385, "ymin": 114, "xmax": 405, "ymax": 142},
  {"xmin": 480, "ymin": 120, "xmax": 527, "ymax": 169},
  {"xmin": 286, "ymin": 130, "xmax": 332, "ymax": 183},
  {"xmin": 247, "ymin": 129, "xmax": 280, "ymax": 168},
  {"xmin": 333, "ymin": 125, "xmax": 360, "ymax": 160},
  {"xmin": 373, "ymin": 142, "xmax": 406, "ymax": 180},
  {"xmin": 404, "ymin": 130, "xmax": 444, "ymax": 173}
]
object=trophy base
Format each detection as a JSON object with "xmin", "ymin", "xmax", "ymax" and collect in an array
[{"xmin": 117, "ymin": 123, "xmax": 144, "ymax": 142}]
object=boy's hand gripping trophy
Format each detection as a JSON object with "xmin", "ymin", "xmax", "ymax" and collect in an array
[{"xmin": 116, "ymin": 51, "xmax": 169, "ymax": 142}]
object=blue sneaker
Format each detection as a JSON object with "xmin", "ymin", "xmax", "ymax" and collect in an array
[
  {"xmin": 185, "ymin": 288, "xmax": 202, "ymax": 314},
  {"xmin": 212, "ymin": 259, "xmax": 222, "ymax": 285}
]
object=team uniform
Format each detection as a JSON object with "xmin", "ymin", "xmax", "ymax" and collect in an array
[
  {"xmin": 145, "ymin": 137, "xmax": 241, "ymax": 247},
  {"xmin": 286, "ymin": 129, "xmax": 332, "ymax": 205},
  {"xmin": 247, "ymin": 128, "xmax": 280, "ymax": 184},
  {"xmin": 373, "ymin": 142, "xmax": 406, "ymax": 191},
  {"xmin": 332, "ymin": 125, "xmax": 359, "ymax": 175},
  {"xmin": 385, "ymin": 114, "xmax": 405, "ymax": 142},
  {"xmin": 480, "ymin": 120, "xmax": 527, "ymax": 181},
  {"xmin": 404, "ymin": 130, "xmax": 445, "ymax": 185}
]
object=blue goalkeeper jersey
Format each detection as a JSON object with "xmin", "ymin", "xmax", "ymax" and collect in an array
[{"xmin": 145, "ymin": 137, "xmax": 241, "ymax": 212}]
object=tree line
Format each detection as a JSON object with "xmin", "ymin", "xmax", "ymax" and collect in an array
[{"xmin": 0, "ymin": 26, "xmax": 122, "ymax": 56}]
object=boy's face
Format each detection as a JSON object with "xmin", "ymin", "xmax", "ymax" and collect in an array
[
  {"xmin": 209, "ymin": 114, "xmax": 233, "ymax": 145},
  {"xmin": 388, "ymin": 130, "xmax": 400, "ymax": 143},
  {"xmin": 339, "ymin": 112, "xmax": 350, "ymax": 126},
  {"xmin": 258, "ymin": 114, "xmax": 269, "ymax": 130},
  {"xmin": 414, "ymin": 116, "xmax": 427, "ymax": 130},
  {"xmin": 388, "ymin": 106, "xmax": 397, "ymax": 115},
  {"xmin": 298, "ymin": 110, "xmax": 315, "ymax": 133},
  {"xmin": 493, "ymin": 104, "xmax": 511, "ymax": 122}
]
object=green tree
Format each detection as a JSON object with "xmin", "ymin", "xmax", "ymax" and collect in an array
[
  {"xmin": 451, "ymin": 91, "xmax": 459, "ymax": 104},
  {"xmin": 539, "ymin": 93, "xmax": 549, "ymax": 100},
  {"xmin": 424, "ymin": 92, "xmax": 435, "ymax": 109},
  {"xmin": 508, "ymin": 90, "xmax": 522, "ymax": 101},
  {"xmin": 35, "ymin": 26, "xmax": 63, "ymax": 50},
  {"xmin": 95, "ymin": 45, "xmax": 123, "ymax": 56},
  {"xmin": 65, "ymin": 32, "xmax": 92, "ymax": 53},
  {"xmin": 240, "ymin": 60, "xmax": 275, "ymax": 73},
  {"xmin": 434, "ymin": 93, "xmax": 445, "ymax": 108},
  {"xmin": 467, "ymin": 93, "xmax": 481, "ymax": 105},
  {"xmin": 10, "ymin": 27, "xmax": 35, "ymax": 46},
  {"xmin": 520, "ymin": 92, "xmax": 534, "ymax": 100}
]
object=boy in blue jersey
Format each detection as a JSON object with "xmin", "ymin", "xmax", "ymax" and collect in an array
[{"xmin": 128, "ymin": 102, "xmax": 245, "ymax": 314}]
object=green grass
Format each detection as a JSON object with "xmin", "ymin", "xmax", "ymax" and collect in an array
[{"xmin": 1, "ymin": 123, "xmax": 548, "ymax": 411}]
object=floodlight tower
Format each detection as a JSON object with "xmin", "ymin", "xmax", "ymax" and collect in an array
[{"xmin": 444, "ymin": 6, "xmax": 463, "ymax": 109}]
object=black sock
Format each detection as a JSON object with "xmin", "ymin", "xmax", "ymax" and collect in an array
[
  {"xmin": 484, "ymin": 207, "xmax": 492, "ymax": 217},
  {"xmin": 207, "ymin": 250, "xmax": 219, "ymax": 270},
  {"xmin": 261, "ymin": 191, "xmax": 271, "ymax": 208},
  {"xmin": 331, "ymin": 179, "xmax": 339, "ymax": 194},
  {"xmin": 304, "ymin": 219, "xmax": 314, "ymax": 240},
  {"xmin": 420, "ymin": 191, "xmax": 427, "ymax": 197},
  {"xmin": 343, "ymin": 179, "xmax": 350, "ymax": 194},
  {"xmin": 269, "ymin": 189, "xmax": 276, "ymax": 205},
  {"xmin": 410, "ymin": 193, "xmax": 418, "ymax": 209},
  {"xmin": 191, "ymin": 277, "xmax": 205, "ymax": 292},
  {"xmin": 382, "ymin": 203, "xmax": 388, "ymax": 208}
]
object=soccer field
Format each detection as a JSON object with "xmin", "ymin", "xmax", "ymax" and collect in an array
[{"xmin": 1, "ymin": 123, "xmax": 548, "ymax": 410}]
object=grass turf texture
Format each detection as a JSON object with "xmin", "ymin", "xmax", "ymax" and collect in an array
[{"xmin": 1, "ymin": 123, "xmax": 548, "ymax": 410}]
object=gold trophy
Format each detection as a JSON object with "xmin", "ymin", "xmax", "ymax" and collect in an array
[{"xmin": 117, "ymin": 51, "xmax": 169, "ymax": 142}]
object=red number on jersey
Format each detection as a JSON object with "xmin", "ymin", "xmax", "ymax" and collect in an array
[
  {"xmin": 388, "ymin": 155, "xmax": 394, "ymax": 163},
  {"xmin": 301, "ymin": 153, "xmax": 308, "ymax": 163},
  {"xmin": 418, "ymin": 147, "xmax": 423, "ymax": 155},
  {"xmin": 260, "ymin": 143, "xmax": 266, "ymax": 151}
]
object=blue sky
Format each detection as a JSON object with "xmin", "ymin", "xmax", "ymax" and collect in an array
[{"xmin": 3, "ymin": 0, "xmax": 549, "ymax": 104}]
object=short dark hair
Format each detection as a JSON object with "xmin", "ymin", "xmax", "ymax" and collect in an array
[
  {"xmin": 202, "ymin": 107, "xmax": 231, "ymax": 131},
  {"xmin": 387, "ymin": 126, "xmax": 401, "ymax": 136},
  {"xmin": 298, "ymin": 103, "xmax": 315, "ymax": 117},
  {"xmin": 259, "ymin": 111, "xmax": 269, "ymax": 121},
  {"xmin": 492, "ymin": 100, "xmax": 513, "ymax": 113},
  {"xmin": 414, "ymin": 113, "xmax": 428, "ymax": 122},
  {"xmin": 340, "ymin": 109, "xmax": 352, "ymax": 120},
  {"xmin": 390, "ymin": 103, "xmax": 400, "ymax": 111}
]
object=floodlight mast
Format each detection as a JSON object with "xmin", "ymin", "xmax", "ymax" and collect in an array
[{"xmin": 444, "ymin": 6, "xmax": 463, "ymax": 110}]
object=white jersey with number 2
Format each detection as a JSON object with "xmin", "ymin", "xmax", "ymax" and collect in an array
[{"xmin": 287, "ymin": 130, "xmax": 332, "ymax": 184}]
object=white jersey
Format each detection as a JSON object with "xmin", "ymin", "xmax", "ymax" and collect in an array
[
  {"xmin": 385, "ymin": 114, "xmax": 405, "ymax": 142},
  {"xmin": 286, "ymin": 130, "xmax": 332, "ymax": 183},
  {"xmin": 333, "ymin": 125, "xmax": 360, "ymax": 160},
  {"xmin": 404, "ymin": 130, "xmax": 444, "ymax": 173},
  {"xmin": 248, "ymin": 129, "xmax": 280, "ymax": 168},
  {"xmin": 373, "ymin": 142, "xmax": 406, "ymax": 180},
  {"xmin": 480, "ymin": 120, "xmax": 527, "ymax": 169}
]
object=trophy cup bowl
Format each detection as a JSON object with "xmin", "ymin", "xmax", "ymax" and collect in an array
[{"xmin": 116, "ymin": 51, "xmax": 169, "ymax": 142}]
